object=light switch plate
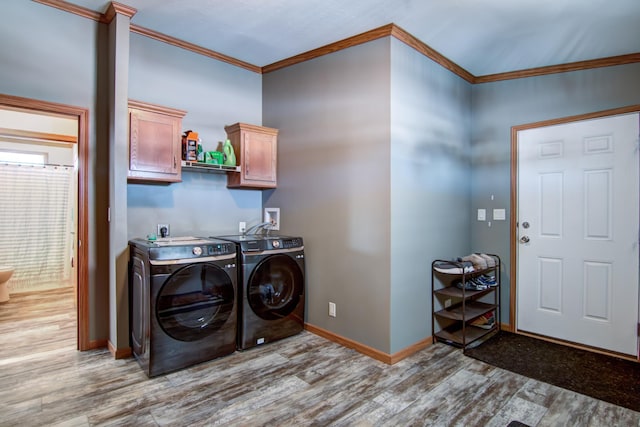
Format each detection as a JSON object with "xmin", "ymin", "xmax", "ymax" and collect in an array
[
  {"xmin": 493, "ymin": 208, "xmax": 506, "ymax": 221},
  {"xmin": 477, "ymin": 209, "xmax": 486, "ymax": 221}
]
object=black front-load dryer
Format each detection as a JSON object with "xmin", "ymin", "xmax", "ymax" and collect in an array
[
  {"xmin": 128, "ymin": 237, "xmax": 237, "ymax": 377},
  {"xmin": 215, "ymin": 234, "xmax": 305, "ymax": 350}
]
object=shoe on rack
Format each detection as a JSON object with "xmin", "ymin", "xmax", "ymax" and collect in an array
[
  {"xmin": 471, "ymin": 311, "xmax": 495, "ymax": 329},
  {"xmin": 434, "ymin": 260, "xmax": 474, "ymax": 275},
  {"xmin": 458, "ymin": 253, "xmax": 488, "ymax": 271},
  {"xmin": 476, "ymin": 253, "xmax": 496, "ymax": 268},
  {"xmin": 456, "ymin": 279, "xmax": 487, "ymax": 291},
  {"xmin": 474, "ymin": 275, "xmax": 497, "ymax": 287},
  {"xmin": 470, "ymin": 278, "xmax": 489, "ymax": 290}
]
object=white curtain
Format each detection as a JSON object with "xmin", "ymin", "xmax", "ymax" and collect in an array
[{"xmin": 0, "ymin": 163, "xmax": 74, "ymax": 292}]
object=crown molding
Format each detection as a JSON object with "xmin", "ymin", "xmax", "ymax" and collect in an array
[
  {"xmin": 33, "ymin": 0, "xmax": 102, "ymax": 22},
  {"xmin": 389, "ymin": 24, "xmax": 475, "ymax": 83},
  {"xmin": 32, "ymin": 0, "xmax": 640, "ymax": 82},
  {"xmin": 475, "ymin": 52, "xmax": 640, "ymax": 83},
  {"xmin": 261, "ymin": 23, "xmax": 476, "ymax": 83},
  {"xmin": 262, "ymin": 24, "xmax": 394, "ymax": 74},
  {"xmin": 130, "ymin": 25, "xmax": 261, "ymax": 74}
]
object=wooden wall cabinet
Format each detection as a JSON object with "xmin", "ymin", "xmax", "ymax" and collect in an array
[
  {"xmin": 225, "ymin": 122, "xmax": 278, "ymax": 189},
  {"xmin": 128, "ymin": 100, "xmax": 186, "ymax": 183}
]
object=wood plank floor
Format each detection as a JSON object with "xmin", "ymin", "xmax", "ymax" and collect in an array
[{"xmin": 1, "ymin": 288, "xmax": 639, "ymax": 426}]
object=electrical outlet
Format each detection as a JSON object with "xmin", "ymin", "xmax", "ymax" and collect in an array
[
  {"xmin": 157, "ymin": 223, "xmax": 170, "ymax": 238},
  {"xmin": 239, "ymin": 221, "xmax": 246, "ymax": 233},
  {"xmin": 329, "ymin": 302, "xmax": 336, "ymax": 317}
]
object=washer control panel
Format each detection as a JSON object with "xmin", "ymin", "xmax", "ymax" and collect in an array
[
  {"xmin": 144, "ymin": 240, "xmax": 236, "ymax": 260},
  {"xmin": 281, "ymin": 237, "xmax": 303, "ymax": 249}
]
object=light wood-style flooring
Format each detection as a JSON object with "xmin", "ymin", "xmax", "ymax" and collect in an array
[{"xmin": 1, "ymin": 288, "xmax": 639, "ymax": 426}]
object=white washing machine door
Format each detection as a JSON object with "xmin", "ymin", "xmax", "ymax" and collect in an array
[
  {"xmin": 247, "ymin": 254, "xmax": 303, "ymax": 320},
  {"xmin": 156, "ymin": 263, "xmax": 235, "ymax": 341}
]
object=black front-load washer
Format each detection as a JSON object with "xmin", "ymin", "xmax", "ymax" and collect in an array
[
  {"xmin": 215, "ymin": 234, "xmax": 305, "ymax": 350},
  {"xmin": 128, "ymin": 237, "xmax": 237, "ymax": 377}
]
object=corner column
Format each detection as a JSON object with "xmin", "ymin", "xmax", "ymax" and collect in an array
[{"xmin": 105, "ymin": 1, "xmax": 136, "ymax": 358}]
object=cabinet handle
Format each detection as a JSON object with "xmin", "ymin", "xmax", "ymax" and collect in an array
[{"xmin": 174, "ymin": 156, "xmax": 176, "ymax": 169}]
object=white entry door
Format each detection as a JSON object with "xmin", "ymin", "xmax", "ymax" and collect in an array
[{"xmin": 517, "ymin": 113, "xmax": 639, "ymax": 356}]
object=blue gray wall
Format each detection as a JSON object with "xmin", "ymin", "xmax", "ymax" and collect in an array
[
  {"xmin": 263, "ymin": 37, "xmax": 473, "ymax": 355},
  {"xmin": 0, "ymin": 1, "xmax": 266, "ymax": 344},
  {"xmin": 127, "ymin": 33, "xmax": 264, "ymax": 239},
  {"xmin": 470, "ymin": 63, "xmax": 640, "ymax": 324},
  {"xmin": 5, "ymin": 0, "xmax": 640, "ymax": 355},
  {"xmin": 263, "ymin": 39, "xmax": 393, "ymax": 352},
  {"xmin": 389, "ymin": 39, "xmax": 472, "ymax": 352},
  {"xmin": 0, "ymin": 0, "xmax": 109, "ymax": 340}
]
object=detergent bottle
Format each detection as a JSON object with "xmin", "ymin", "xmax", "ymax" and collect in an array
[{"xmin": 223, "ymin": 139, "xmax": 236, "ymax": 166}]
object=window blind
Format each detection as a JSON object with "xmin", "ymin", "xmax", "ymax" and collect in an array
[{"xmin": 0, "ymin": 163, "xmax": 74, "ymax": 292}]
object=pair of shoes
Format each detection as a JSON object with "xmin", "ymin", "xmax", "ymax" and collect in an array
[
  {"xmin": 434, "ymin": 260, "xmax": 474, "ymax": 275},
  {"xmin": 474, "ymin": 275, "xmax": 497, "ymax": 287},
  {"xmin": 455, "ymin": 279, "xmax": 487, "ymax": 291},
  {"xmin": 471, "ymin": 311, "xmax": 495, "ymax": 329}
]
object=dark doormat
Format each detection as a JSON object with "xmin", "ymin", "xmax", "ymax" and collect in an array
[{"xmin": 464, "ymin": 331, "xmax": 640, "ymax": 412}]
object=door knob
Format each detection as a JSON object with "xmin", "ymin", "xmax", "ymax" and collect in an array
[{"xmin": 520, "ymin": 236, "xmax": 530, "ymax": 244}]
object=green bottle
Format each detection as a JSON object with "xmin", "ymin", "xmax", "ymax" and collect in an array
[{"xmin": 223, "ymin": 139, "xmax": 236, "ymax": 166}]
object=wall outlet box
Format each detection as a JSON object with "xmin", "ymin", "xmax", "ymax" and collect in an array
[
  {"xmin": 157, "ymin": 223, "xmax": 170, "ymax": 237},
  {"xmin": 239, "ymin": 221, "xmax": 246, "ymax": 233},
  {"xmin": 328, "ymin": 302, "xmax": 336, "ymax": 317},
  {"xmin": 264, "ymin": 207, "xmax": 280, "ymax": 230}
]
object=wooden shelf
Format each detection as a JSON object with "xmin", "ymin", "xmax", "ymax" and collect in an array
[
  {"xmin": 181, "ymin": 161, "xmax": 240, "ymax": 174},
  {"xmin": 433, "ymin": 265, "xmax": 497, "ymax": 278},
  {"xmin": 434, "ymin": 324, "xmax": 498, "ymax": 347},
  {"xmin": 434, "ymin": 286, "xmax": 494, "ymax": 300},
  {"xmin": 434, "ymin": 301, "xmax": 496, "ymax": 322}
]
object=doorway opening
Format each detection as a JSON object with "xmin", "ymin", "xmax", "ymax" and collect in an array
[{"xmin": 0, "ymin": 94, "xmax": 89, "ymax": 350}]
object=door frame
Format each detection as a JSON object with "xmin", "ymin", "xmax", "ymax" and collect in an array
[
  {"xmin": 0, "ymin": 93, "xmax": 89, "ymax": 351},
  {"xmin": 509, "ymin": 105, "xmax": 640, "ymax": 344}
]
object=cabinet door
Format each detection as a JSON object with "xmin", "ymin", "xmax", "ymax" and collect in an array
[
  {"xmin": 225, "ymin": 123, "xmax": 278, "ymax": 189},
  {"xmin": 128, "ymin": 105, "xmax": 183, "ymax": 183},
  {"xmin": 242, "ymin": 129, "xmax": 277, "ymax": 185}
]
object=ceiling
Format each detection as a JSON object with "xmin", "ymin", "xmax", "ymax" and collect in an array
[{"xmin": 64, "ymin": 0, "xmax": 640, "ymax": 76}]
